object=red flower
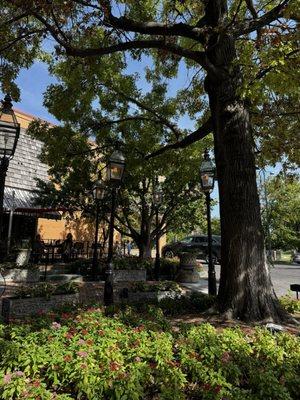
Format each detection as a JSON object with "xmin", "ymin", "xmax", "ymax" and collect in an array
[
  {"xmin": 86, "ymin": 339, "xmax": 94, "ymax": 346},
  {"xmin": 221, "ymin": 351, "xmax": 231, "ymax": 364},
  {"xmin": 133, "ymin": 325, "xmax": 144, "ymax": 332},
  {"xmin": 202, "ymin": 383, "xmax": 211, "ymax": 391},
  {"xmin": 109, "ymin": 362, "xmax": 120, "ymax": 371},
  {"xmin": 149, "ymin": 362, "xmax": 157, "ymax": 369},
  {"xmin": 65, "ymin": 332, "xmax": 74, "ymax": 339},
  {"xmin": 81, "ymin": 329, "xmax": 88, "ymax": 336},
  {"xmin": 167, "ymin": 360, "xmax": 181, "ymax": 368},
  {"xmin": 214, "ymin": 385, "xmax": 222, "ymax": 394},
  {"xmin": 117, "ymin": 372, "xmax": 127, "ymax": 380},
  {"xmin": 64, "ymin": 355, "xmax": 72, "ymax": 362},
  {"xmin": 32, "ymin": 380, "xmax": 40, "ymax": 388},
  {"xmin": 98, "ymin": 330, "xmax": 105, "ymax": 336},
  {"xmin": 131, "ymin": 340, "xmax": 140, "ymax": 348}
]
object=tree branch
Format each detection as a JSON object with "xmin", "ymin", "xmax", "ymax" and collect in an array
[
  {"xmin": 146, "ymin": 117, "xmax": 213, "ymax": 159},
  {"xmin": 99, "ymin": 84, "xmax": 182, "ymax": 139},
  {"xmin": 234, "ymin": 0, "xmax": 290, "ymax": 36},
  {"xmin": 0, "ymin": 11, "xmax": 30, "ymax": 27},
  {"xmin": 250, "ymin": 49, "xmax": 299, "ymax": 83},
  {"xmin": 0, "ymin": 29, "xmax": 46, "ymax": 53},
  {"xmin": 94, "ymin": 115, "xmax": 170, "ymax": 127},
  {"xmin": 101, "ymin": 0, "xmax": 206, "ymax": 43}
]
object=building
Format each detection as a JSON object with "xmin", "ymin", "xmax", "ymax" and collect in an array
[{"xmin": 3, "ymin": 109, "xmax": 96, "ymax": 249}]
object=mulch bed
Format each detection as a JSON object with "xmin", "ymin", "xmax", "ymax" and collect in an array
[{"xmin": 168, "ymin": 312, "xmax": 300, "ymax": 335}]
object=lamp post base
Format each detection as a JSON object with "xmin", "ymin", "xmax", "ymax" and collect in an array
[
  {"xmin": 208, "ymin": 268, "xmax": 217, "ymax": 296},
  {"xmin": 104, "ymin": 263, "xmax": 114, "ymax": 306}
]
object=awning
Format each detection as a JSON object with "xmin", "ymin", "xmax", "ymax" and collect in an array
[{"xmin": 4, "ymin": 187, "xmax": 62, "ymax": 220}]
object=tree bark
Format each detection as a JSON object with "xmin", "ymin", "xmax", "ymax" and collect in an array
[
  {"xmin": 138, "ymin": 238, "xmax": 152, "ymax": 259},
  {"xmin": 205, "ymin": 33, "xmax": 288, "ymax": 322}
]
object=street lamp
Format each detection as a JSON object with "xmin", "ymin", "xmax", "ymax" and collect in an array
[
  {"xmin": 200, "ymin": 148, "xmax": 217, "ymax": 296},
  {"xmin": 104, "ymin": 150, "xmax": 125, "ymax": 306},
  {"xmin": 0, "ymin": 94, "xmax": 20, "ymax": 258},
  {"xmin": 153, "ymin": 181, "xmax": 163, "ymax": 280},
  {"xmin": 91, "ymin": 179, "xmax": 106, "ymax": 280}
]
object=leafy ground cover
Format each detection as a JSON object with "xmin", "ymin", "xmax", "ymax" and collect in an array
[{"xmin": 0, "ymin": 298, "xmax": 299, "ymax": 400}]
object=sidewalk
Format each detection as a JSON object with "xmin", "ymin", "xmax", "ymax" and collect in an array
[{"xmin": 180, "ymin": 263, "xmax": 300, "ymax": 297}]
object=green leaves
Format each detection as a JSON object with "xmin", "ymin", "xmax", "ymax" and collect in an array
[
  {"xmin": 261, "ymin": 174, "xmax": 300, "ymax": 250},
  {"xmin": 1, "ymin": 308, "xmax": 299, "ymax": 399}
]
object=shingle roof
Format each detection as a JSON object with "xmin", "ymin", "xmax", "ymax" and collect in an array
[{"xmin": 5, "ymin": 128, "xmax": 49, "ymax": 192}]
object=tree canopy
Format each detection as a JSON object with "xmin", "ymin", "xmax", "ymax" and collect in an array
[{"xmin": 0, "ymin": 0, "xmax": 298, "ymax": 167}]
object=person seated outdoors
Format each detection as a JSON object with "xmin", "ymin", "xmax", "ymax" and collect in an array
[
  {"xmin": 61, "ymin": 233, "xmax": 74, "ymax": 262},
  {"xmin": 31, "ymin": 234, "xmax": 45, "ymax": 264}
]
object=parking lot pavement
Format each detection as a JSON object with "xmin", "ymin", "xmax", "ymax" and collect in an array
[{"xmin": 182, "ymin": 263, "xmax": 300, "ymax": 298}]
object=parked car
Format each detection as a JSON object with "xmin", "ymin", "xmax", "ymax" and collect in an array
[
  {"xmin": 292, "ymin": 252, "xmax": 300, "ymax": 264},
  {"xmin": 162, "ymin": 235, "xmax": 221, "ymax": 262}
]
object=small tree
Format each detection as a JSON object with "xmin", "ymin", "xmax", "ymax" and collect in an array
[{"xmin": 261, "ymin": 174, "xmax": 300, "ymax": 251}]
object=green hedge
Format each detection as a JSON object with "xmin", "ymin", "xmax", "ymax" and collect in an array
[
  {"xmin": 14, "ymin": 282, "xmax": 79, "ymax": 299},
  {"xmin": 0, "ymin": 306, "xmax": 299, "ymax": 400}
]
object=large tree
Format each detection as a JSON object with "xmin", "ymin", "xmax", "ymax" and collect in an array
[{"xmin": 1, "ymin": 0, "xmax": 299, "ymax": 321}]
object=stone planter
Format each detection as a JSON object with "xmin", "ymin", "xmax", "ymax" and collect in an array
[
  {"xmin": 16, "ymin": 249, "xmax": 31, "ymax": 267},
  {"xmin": 176, "ymin": 252, "xmax": 201, "ymax": 283},
  {"xmin": 2, "ymin": 293, "xmax": 79, "ymax": 323},
  {"xmin": 2, "ymin": 268, "xmax": 40, "ymax": 283},
  {"xmin": 120, "ymin": 290, "xmax": 178, "ymax": 303},
  {"xmin": 113, "ymin": 269, "xmax": 146, "ymax": 282}
]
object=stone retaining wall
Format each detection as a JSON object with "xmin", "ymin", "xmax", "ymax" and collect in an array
[
  {"xmin": 2, "ymin": 293, "xmax": 79, "ymax": 322},
  {"xmin": 2, "ymin": 268, "xmax": 40, "ymax": 283},
  {"xmin": 113, "ymin": 269, "xmax": 146, "ymax": 282}
]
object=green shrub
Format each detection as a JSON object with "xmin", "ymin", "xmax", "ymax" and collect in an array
[
  {"xmin": 158, "ymin": 292, "xmax": 216, "ymax": 316},
  {"xmin": 113, "ymin": 257, "xmax": 153, "ymax": 271},
  {"xmin": 131, "ymin": 280, "xmax": 181, "ymax": 293},
  {"xmin": 14, "ymin": 281, "xmax": 79, "ymax": 299},
  {"xmin": 0, "ymin": 308, "xmax": 299, "ymax": 400},
  {"xmin": 280, "ymin": 294, "xmax": 300, "ymax": 313},
  {"xmin": 68, "ymin": 259, "xmax": 91, "ymax": 275}
]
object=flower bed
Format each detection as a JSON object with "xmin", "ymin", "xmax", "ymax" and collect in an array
[
  {"xmin": 121, "ymin": 281, "xmax": 182, "ymax": 302},
  {"xmin": 1, "ymin": 282, "xmax": 80, "ymax": 322},
  {"xmin": 0, "ymin": 306, "xmax": 299, "ymax": 400}
]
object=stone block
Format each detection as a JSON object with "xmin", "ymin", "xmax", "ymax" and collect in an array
[
  {"xmin": 113, "ymin": 269, "xmax": 146, "ymax": 282},
  {"xmin": 2, "ymin": 293, "xmax": 79, "ymax": 322}
]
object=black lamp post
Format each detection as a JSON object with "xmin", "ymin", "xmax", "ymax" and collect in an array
[
  {"xmin": 104, "ymin": 150, "xmax": 125, "ymax": 306},
  {"xmin": 153, "ymin": 181, "xmax": 163, "ymax": 280},
  {"xmin": 91, "ymin": 179, "xmax": 106, "ymax": 280},
  {"xmin": 200, "ymin": 149, "xmax": 217, "ymax": 296},
  {"xmin": 0, "ymin": 95, "xmax": 20, "ymax": 258}
]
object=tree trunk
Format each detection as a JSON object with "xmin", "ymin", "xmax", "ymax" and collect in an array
[
  {"xmin": 138, "ymin": 239, "xmax": 152, "ymax": 259},
  {"xmin": 205, "ymin": 34, "xmax": 288, "ymax": 322}
]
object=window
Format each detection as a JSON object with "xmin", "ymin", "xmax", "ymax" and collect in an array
[
  {"xmin": 194, "ymin": 237, "xmax": 207, "ymax": 243},
  {"xmin": 181, "ymin": 236, "xmax": 194, "ymax": 244}
]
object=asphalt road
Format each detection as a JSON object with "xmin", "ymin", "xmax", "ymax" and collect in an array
[{"xmin": 182, "ymin": 263, "xmax": 300, "ymax": 297}]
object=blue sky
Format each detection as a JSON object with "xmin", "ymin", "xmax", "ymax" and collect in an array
[{"xmin": 9, "ymin": 62, "xmax": 59, "ymax": 124}]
